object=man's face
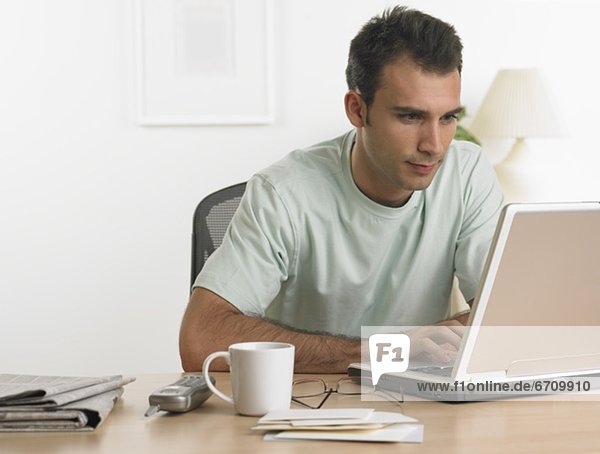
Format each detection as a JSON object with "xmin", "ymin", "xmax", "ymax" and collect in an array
[{"xmin": 349, "ymin": 58, "xmax": 462, "ymax": 207}]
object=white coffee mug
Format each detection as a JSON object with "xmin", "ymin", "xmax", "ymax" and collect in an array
[{"xmin": 202, "ymin": 342, "xmax": 295, "ymax": 416}]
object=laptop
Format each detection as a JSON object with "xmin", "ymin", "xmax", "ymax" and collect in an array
[{"xmin": 349, "ymin": 202, "xmax": 600, "ymax": 401}]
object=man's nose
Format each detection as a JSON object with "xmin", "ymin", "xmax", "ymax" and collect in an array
[{"xmin": 417, "ymin": 122, "xmax": 445, "ymax": 156}]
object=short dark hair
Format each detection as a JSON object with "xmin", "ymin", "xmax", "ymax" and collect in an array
[{"xmin": 345, "ymin": 6, "xmax": 463, "ymax": 107}]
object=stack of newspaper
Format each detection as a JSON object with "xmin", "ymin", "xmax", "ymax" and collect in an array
[{"xmin": 0, "ymin": 374, "xmax": 135, "ymax": 432}]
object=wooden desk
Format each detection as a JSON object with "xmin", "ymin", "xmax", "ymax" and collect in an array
[{"xmin": 1, "ymin": 373, "xmax": 599, "ymax": 453}]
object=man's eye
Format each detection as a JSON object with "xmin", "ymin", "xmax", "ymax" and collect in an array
[
  {"xmin": 442, "ymin": 114, "xmax": 459, "ymax": 123},
  {"xmin": 399, "ymin": 113, "xmax": 420, "ymax": 121}
]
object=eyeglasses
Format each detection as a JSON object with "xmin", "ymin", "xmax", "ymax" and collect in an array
[{"xmin": 291, "ymin": 377, "xmax": 404, "ymax": 409}]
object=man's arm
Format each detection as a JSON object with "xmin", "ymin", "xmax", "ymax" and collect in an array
[{"xmin": 179, "ymin": 287, "xmax": 362, "ymax": 373}]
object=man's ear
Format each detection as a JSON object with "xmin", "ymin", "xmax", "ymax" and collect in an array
[{"xmin": 344, "ymin": 90, "xmax": 367, "ymax": 128}]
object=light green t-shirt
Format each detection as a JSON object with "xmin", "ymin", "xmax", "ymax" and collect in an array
[{"xmin": 195, "ymin": 130, "xmax": 503, "ymax": 337}]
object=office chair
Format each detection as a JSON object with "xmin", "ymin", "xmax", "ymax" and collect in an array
[{"xmin": 191, "ymin": 182, "xmax": 247, "ymax": 289}]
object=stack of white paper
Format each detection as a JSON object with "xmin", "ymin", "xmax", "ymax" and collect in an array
[{"xmin": 253, "ymin": 408, "xmax": 423, "ymax": 443}]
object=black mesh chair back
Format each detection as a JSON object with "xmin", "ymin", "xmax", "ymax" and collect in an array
[{"xmin": 191, "ymin": 182, "xmax": 247, "ymax": 289}]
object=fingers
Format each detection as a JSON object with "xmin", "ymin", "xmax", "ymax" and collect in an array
[
  {"xmin": 408, "ymin": 325, "xmax": 465, "ymax": 363},
  {"xmin": 416, "ymin": 337, "xmax": 456, "ymax": 363}
]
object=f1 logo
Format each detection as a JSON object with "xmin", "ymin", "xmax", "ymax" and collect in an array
[{"xmin": 368, "ymin": 334, "xmax": 410, "ymax": 385}]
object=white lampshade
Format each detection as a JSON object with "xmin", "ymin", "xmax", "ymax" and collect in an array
[
  {"xmin": 471, "ymin": 68, "xmax": 563, "ymax": 203},
  {"xmin": 470, "ymin": 68, "xmax": 562, "ymax": 139}
]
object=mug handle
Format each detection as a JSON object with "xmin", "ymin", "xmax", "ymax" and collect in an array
[{"xmin": 202, "ymin": 351, "xmax": 233, "ymax": 404}]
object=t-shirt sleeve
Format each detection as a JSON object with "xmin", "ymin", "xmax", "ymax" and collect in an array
[
  {"xmin": 454, "ymin": 147, "xmax": 504, "ymax": 302},
  {"xmin": 193, "ymin": 175, "xmax": 297, "ymax": 316}
]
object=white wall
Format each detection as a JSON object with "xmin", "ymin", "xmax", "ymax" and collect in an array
[{"xmin": 1, "ymin": 0, "xmax": 598, "ymax": 376}]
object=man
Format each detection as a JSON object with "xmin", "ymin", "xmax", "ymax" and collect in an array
[{"xmin": 179, "ymin": 6, "xmax": 503, "ymax": 373}]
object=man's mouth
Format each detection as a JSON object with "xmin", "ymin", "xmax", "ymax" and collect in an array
[{"xmin": 407, "ymin": 162, "xmax": 437, "ymax": 174}]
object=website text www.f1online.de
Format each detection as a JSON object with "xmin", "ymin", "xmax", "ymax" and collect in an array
[{"xmin": 416, "ymin": 379, "xmax": 592, "ymax": 394}]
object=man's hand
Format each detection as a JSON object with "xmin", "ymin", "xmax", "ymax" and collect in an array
[{"xmin": 407, "ymin": 314, "xmax": 468, "ymax": 364}]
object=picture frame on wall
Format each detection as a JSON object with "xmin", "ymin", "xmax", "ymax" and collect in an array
[{"xmin": 135, "ymin": 0, "xmax": 274, "ymax": 125}]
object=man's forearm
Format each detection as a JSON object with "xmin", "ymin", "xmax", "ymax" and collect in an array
[
  {"xmin": 179, "ymin": 288, "xmax": 361, "ymax": 373},
  {"xmin": 220, "ymin": 311, "xmax": 360, "ymax": 373},
  {"xmin": 453, "ymin": 299, "xmax": 473, "ymax": 325},
  {"xmin": 451, "ymin": 309, "xmax": 470, "ymax": 325}
]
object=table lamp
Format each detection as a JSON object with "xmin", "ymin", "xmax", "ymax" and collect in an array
[{"xmin": 470, "ymin": 68, "xmax": 563, "ymax": 201}]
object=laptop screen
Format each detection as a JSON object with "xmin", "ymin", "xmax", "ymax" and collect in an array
[{"xmin": 460, "ymin": 202, "xmax": 600, "ymax": 379}]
